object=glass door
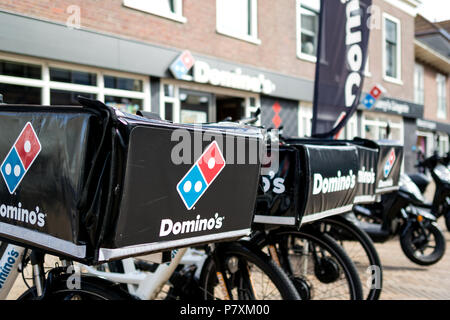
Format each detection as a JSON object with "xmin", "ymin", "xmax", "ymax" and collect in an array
[{"xmin": 179, "ymin": 89, "xmax": 214, "ymax": 124}]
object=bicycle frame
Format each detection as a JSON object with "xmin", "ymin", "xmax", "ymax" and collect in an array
[
  {"xmin": 0, "ymin": 244, "xmax": 26, "ymax": 300},
  {"xmin": 80, "ymin": 247, "xmax": 208, "ymax": 300}
]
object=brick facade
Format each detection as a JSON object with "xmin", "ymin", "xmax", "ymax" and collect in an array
[
  {"xmin": 422, "ymin": 64, "xmax": 450, "ymax": 122},
  {"xmin": 0, "ymin": 0, "xmax": 416, "ymax": 102}
]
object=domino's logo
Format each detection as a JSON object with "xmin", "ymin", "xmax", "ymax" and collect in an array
[
  {"xmin": 383, "ymin": 148, "xmax": 396, "ymax": 178},
  {"xmin": 362, "ymin": 85, "xmax": 385, "ymax": 109},
  {"xmin": 169, "ymin": 50, "xmax": 195, "ymax": 80},
  {"xmin": 177, "ymin": 141, "xmax": 225, "ymax": 210},
  {"xmin": 1, "ymin": 123, "xmax": 41, "ymax": 194}
]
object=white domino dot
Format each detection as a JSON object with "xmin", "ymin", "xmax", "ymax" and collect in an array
[
  {"xmin": 24, "ymin": 140, "xmax": 31, "ymax": 153},
  {"xmin": 183, "ymin": 181, "xmax": 192, "ymax": 193},
  {"xmin": 208, "ymin": 158, "xmax": 215, "ymax": 169},
  {"xmin": 5, "ymin": 163, "xmax": 11, "ymax": 176},
  {"xmin": 14, "ymin": 165, "xmax": 21, "ymax": 177},
  {"xmin": 194, "ymin": 181, "xmax": 202, "ymax": 192}
]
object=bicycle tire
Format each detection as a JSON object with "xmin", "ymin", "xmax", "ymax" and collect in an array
[
  {"xmin": 252, "ymin": 225, "xmax": 363, "ymax": 300},
  {"xmin": 0, "ymin": 242, "xmax": 8, "ymax": 257},
  {"xmin": 320, "ymin": 215, "xmax": 383, "ymax": 300},
  {"xmin": 17, "ymin": 274, "xmax": 133, "ymax": 300},
  {"xmin": 199, "ymin": 240, "xmax": 300, "ymax": 300}
]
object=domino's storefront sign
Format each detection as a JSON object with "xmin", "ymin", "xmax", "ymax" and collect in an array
[
  {"xmin": 1, "ymin": 123, "xmax": 41, "ymax": 194},
  {"xmin": 169, "ymin": 50, "xmax": 276, "ymax": 95},
  {"xmin": 177, "ymin": 141, "xmax": 225, "ymax": 210}
]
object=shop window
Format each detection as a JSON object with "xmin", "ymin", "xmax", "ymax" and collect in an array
[
  {"xmin": 414, "ymin": 63, "xmax": 424, "ymax": 105},
  {"xmin": 0, "ymin": 56, "xmax": 150, "ymax": 109},
  {"xmin": 0, "ymin": 83, "xmax": 41, "ymax": 104},
  {"xmin": 216, "ymin": 0, "xmax": 260, "ymax": 44},
  {"xmin": 416, "ymin": 131, "xmax": 434, "ymax": 158},
  {"xmin": 0, "ymin": 60, "xmax": 41, "ymax": 79},
  {"xmin": 437, "ymin": 73, "xmax": 447, "ymax": 119},
  {"xmin": 164, "ymin": 84, "xmax": 175, "ymax": 98},
  {"xmin": 105, "ymin": 95, "xmax": 143, "ymax": 114},
  {"xmin": 123, "ymin": 0, "xmax": 186, "ymax": 23},
  {"xmin": 164, "ymin": 102, "xmax": 174, "ymax": 121},
  {"xmin": 383, "ymin": 14, "xmax": 401, "ymax": 83},
  {"xmin": 51, "ymin": 89, "xmax": 96, "ymax": 105},
  {"xmin": 179, "ymin": 90, "xmax": 211, "ymax": 124},
  {"xmin": 104, "ymin": 75, "xmax": 143, "ymax": 92},
  {"xmin": 50, "ymin": 67, "xmax": 97, "ymax": 86},
  {"xmin": 297, "ymin": 0, "xmax": 320, "ymax": 62},
  {"xmin": 363, "ymin": 114, "xmax": 403, "ymax": 143},
  {"xmin": 439, "ymin": 135, "xmax": 449, "ymax": 156},
  {"xmin": 161, "ymin": 84, "xmax": 178, "ymax": 121}
]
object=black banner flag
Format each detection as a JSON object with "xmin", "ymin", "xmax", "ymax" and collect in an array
[{"xmin": 311, "ymin": 0, "xmax": 372, "ymax": 138}]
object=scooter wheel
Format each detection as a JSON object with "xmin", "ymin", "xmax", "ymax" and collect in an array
[
  {"xmin": 400, "ymin": 222, "xmax": 446, "ymax": 266},
  {"xmin": 445, "ymin": 212, "xmax": 450, "ymax": 232}
]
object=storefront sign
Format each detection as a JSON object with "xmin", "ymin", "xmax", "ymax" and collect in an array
[
  {"xmin": 374, "ymin": 99, "xmax": 410, "ymax": 115},
  {"xmin": 359, "ymin": 97, "xmax": 423, "ymax": 119},
  {"xmin": 416, "ymin": 119, "xmax": 437, "ymax": 131},
  {"xmin": 169, "ymin": 51, "xmax": 276, "ymax": 95}
]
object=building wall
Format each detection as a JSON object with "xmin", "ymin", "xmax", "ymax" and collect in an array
[
  {"xmin": 421, "ymin": 63, "xmax": 450, "ymax": 122},
  {"xmin": 363, "ymin": 0, "xmax": 416, "ymax": 102},
  {"xmin": 0, "ymin": 0, "xmax": 417, "ymax": 103}
]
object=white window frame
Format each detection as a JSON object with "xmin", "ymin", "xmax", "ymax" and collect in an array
[
  {"xmin": 414, "ymin": 63, "xmax": 424, "ymax": 105},
  {"xmin": 216, "ymin": 0, "xmax": 261, "ymax": 45},
  {"xmin": 296, "ymin": 0, "xmax": 320, "ymax": 63},
  {"xmin": 437, "ymin": 73, "xmax": 447, "ymax": 119},
  {"xmin": 0, "ymin": 52, "xmax": 150, "ymax": 110},
  {"xmin": 123, "ymin": 0, "xmax": 186, "ymax": 23},
  {"xmin": 361, "ymin": 112, "xmax": 404, "ymax": 143},
  {"xmin": 382, "ymin": 13, "xmax": 402, "ymax": 85},
  {"xmin": 438, "ymin": 133, "xmax": 449, "ymax": 157},
  {"xmin": 297, "ymin": 102, "xmax": 313, "ymax": 137},
  {"xmin": 344, "ymin": 113, "xmax": 358, "ymax": 139},
  {"xmin": 364, "ymin": 56, "xmax": 371, "ymax": 77},
  {"xmin": 160, "ymin": 79, "xmax": 260, "ymax": 123}
]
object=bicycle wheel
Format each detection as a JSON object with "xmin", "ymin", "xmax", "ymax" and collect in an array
[
  {"xmin": 18, "ymin": 274, "xmax": 132, "ymax": 300},
  {"xmin": 252, "ymin": 225, "xmax": 363, "ymax": 300},
  {"xmin": 199, "ymin": 240, "xmax": 300, "ymax": 300},
  {"xmin": 319, "ymin": 214, "xmax": 383, "ymax": 300}
]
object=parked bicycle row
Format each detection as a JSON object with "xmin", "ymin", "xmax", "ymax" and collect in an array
[{"xmin": 0, "ymin": 98, "xmax": 447, "ymax": 300}]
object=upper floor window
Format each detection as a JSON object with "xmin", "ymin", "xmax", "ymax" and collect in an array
[
  {"xmin": 296, "ymin": 0, "xmax": 320, "ymax": 62},
  {"xmin": 123, "ymin": 0, "xmax": 186, "ymax": 23},
  {"xmin": 216, "ymin": 0, "xmax": 260, "ymax": 44},
  {"xmin": 383, "ymin": 14, "xmax": 401, "ymax": 83},
  {"xmin": 414, "ymin": 63, "xmax": 424, "ymax": 105},
  {"xmin": 437, "ymin": 73, "xmax": 447, "ymax": 119}
]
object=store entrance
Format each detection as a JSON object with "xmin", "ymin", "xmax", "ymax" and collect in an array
[
  {"xmin": 216, "ymin": 94, "xmax": 245, "ymax": 122},
  {"xmin": 179, "ymin": 89, "xmax": 212, "ymax": 124}
]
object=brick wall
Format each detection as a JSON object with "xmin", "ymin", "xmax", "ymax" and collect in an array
[{"xmin": 0, "ymin": 0, "xmax": 416, "ymax": 102}]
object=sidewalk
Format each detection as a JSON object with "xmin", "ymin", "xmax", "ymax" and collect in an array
[{"xmin": 376, "ymin": 219, "xmax": 450, "ymax": 300}]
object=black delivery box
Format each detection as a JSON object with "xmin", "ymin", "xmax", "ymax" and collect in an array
[
  {"xmin": 253, "ymin": 137, "xmax": 403, "ymax": 228},
  {"xmin": 0, "ymin": 99, "xmax": 262, "ymax": 264},
  {"xmin": 254, "ymin": 140, "xmax": 359, "ymax": 227},
  {"xmin": 345, "ymin": 138, "xmax": 404, "ymax": 196}
]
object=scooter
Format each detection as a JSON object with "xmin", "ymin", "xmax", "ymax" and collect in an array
[
  {"xmin": 408, "ymin": 152, "xmax": 450, "ymax": 231},
  {"xmin": 353, "ymin": 173, "xmax": 446, "ymax": 266}
]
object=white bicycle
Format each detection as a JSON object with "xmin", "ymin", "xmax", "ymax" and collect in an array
[{"xmin": 0, "ymin": 240, "xmax": 299, "ymax": 300}]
